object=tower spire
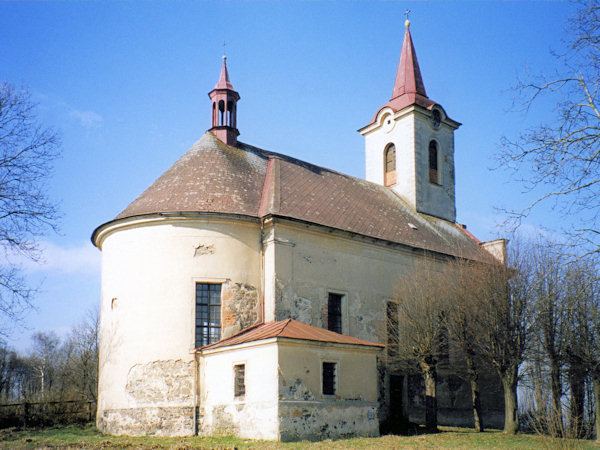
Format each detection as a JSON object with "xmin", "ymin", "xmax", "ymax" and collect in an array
[
  {"xmin": 208, "ymin": 55, "xmax": 240, "ymax": 146},
  {"xmin": 391, "ymin": 19, "xmax": 427, "ymax": 100}
]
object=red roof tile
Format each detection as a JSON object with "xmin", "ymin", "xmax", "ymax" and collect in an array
[{"xmin": 198, "ymin": 319, "xmax": 385, "ymax": 351}]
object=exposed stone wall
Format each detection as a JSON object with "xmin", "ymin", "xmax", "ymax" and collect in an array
[
  {"xmin": 279, "ymin": 402, "xmax": 379, "ymax": 441},
  {"xmin": 98, "ymin": 406, "xmax": 195, "ymax": 436},
  {"xmin": 221, "ymin": 281, "xmax": 260, "ymax": 338},
  {"xmin": 126, "ymin": 359, "xmax": 194, "ymax": 405}
]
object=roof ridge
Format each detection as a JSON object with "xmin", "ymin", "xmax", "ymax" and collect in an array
[
  {"xmin": 257, "ymin": 157, "xmax": 275, "ymax": 217},
  {"xmin": 277, "ymin": 318, "xmax": 294, "ymax": 336}
]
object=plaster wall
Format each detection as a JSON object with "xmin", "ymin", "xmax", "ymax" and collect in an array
[
  {"xmin": 277, "ymin": 341, "xmax": 380, "ymax": 440},
  {"xmin": 268, "ymin": 221, "xmax": 425, "ymax": 343},
  {"xmin": 200, "ymin": 342, "xmax": 279, "ymax": 440},
  {"xmin": 96, "ymin": 217, "xmax": 262, "ymax": 435}
]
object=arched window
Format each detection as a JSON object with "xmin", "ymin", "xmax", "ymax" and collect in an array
[
  {"xmin": 212, "ymin": 102, "xmax": 216, "ymax": 126},
  {"xmin": 384, "ymin": 144, "xmax": 396, "ymax": 187},
  {"xmin": 227, "ymin": 101, "xmax": 233, "ymax": 126},
  {"xmin": 429, "ymin": 140, "xmax": 440, "ymax": 184},
  {"xmin": 218, "ymin": 100, "xmax": 225, "ymax": 126}
]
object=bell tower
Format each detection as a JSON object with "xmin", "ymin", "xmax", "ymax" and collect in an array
[
  {"xmin": 358, "ymin": 20, "xmax": 461, "ymax": 223},
  {"xmin": 208, "ymin": 55, "xmax": 240, "ymax": 146}
]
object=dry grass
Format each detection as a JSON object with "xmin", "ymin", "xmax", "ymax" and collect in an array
[{"xmin": 0, "ymin": 424, "xmax": 598, "ymax": 449}]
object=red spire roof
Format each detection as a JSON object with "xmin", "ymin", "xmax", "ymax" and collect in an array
[
  {"xmin": 361, "ymin": 21, "xmax": 438, "ymax": 127},
  {"xmin": 214, "ymin": 55, "xmax": 234, "ymax": 90},
  {"xmin": 392, "ymin": 22, "xmax": 427, "ymax": 99}
]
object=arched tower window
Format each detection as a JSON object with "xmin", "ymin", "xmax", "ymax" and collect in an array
[
  {"xmin": 212, "ymin": 102, "xmax": 216, "ymax": 127},
  {"xmin": 218, "ymin": 100, "xmax": 225, "ymax": 126},
  {"xmin": 429, "ymin": 140, "xmax": 440, "ymax": 185},
  {"xmin": 384, "ymin": 144, "xmax": 396, "ymax": 187},
  {"xmin": 227, "ymin": 101, "xmax": 233, "ymax": 126}
]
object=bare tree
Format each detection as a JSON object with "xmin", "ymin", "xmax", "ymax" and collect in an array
[
  {"xmin": 498, "ymin": 1, "xmax": 600, "ymax": 255},
  {"xmin": 62, "ymin": 308, "xmax": 99, "ymax": 402},
  {"xmin": 531, "ymin": 243, "xmax": 569, "ymax": 432},
  {"xmin": 0, "ymin": 82, "xmax": 59, "ymax": 330},
  {"xmin": 474, "ymin": 243, "xmax": 535, "ymax": 434},
  {"xmin": 445, "ymin": 260, "xmax": 490, "ymax": 432},
  {"xmin": 391, "ymin": 258, "xmax": 451, "ymax": 431},
  {"xmin": 563, "ymin": 260, "xmax": 600, "ymax": 440}
]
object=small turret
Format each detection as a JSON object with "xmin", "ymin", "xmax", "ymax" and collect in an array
[{"xmin": 208, "ymin": 56, "xmax": 240, "ymax": 146}]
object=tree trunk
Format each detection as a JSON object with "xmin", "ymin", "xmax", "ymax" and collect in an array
[
  {"xmin": 465, "ymin": 353, "xmax": 484, "ymax": 432},
  {"xmin": 500, "ymin": 366, "xmax": 519, "ymax": 434},
  {"xmin": 592, "ymin": 371, "xmax": 600, "ymax": 443},
  {"xmin": 568, "ymin": 360, "xmax": 586, "ymax": 439},
  {"xmin": 549, "ymin": 358, "xmax": 563, "ymax": 436},
  {"xmin": 420, "ymin": 361, "xmax": 438, "ymax": 431}
]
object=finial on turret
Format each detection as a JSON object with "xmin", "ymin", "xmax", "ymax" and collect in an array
[
  {"xmin": 404, "ymin": 9, "xmax": 410, "ymax": 28},
  {"xmin": 222, "ymin": 41, "xmax": 227, "ymax": 61}
]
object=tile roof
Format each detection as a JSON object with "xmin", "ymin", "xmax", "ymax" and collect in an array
[
  {"xmin": 198, "ymin": 319, "xmax": 385, "ymax": 351},
  {"xmin": 102, "ymin": 132, "xmax": 492, "ymax": 262}
]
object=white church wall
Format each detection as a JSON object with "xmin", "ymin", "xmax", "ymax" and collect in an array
[
  {"xmin": 277, "ymin": 340, "xmax": 380, "ymax": 441},
  {"xmin": 200, "ymin": 341, "xmax": 279, "ymax": 440},
  {"xmin": 413, "ymin": 110, "xmax": 456, "ymax": 222},
  {"xmin": 96, "ymin": 217, "xmax": 262, "ymax": 435}
]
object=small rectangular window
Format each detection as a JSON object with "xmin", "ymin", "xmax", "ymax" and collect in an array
[
  {"xmin": 327, "ymin": 293, "xmax": 343, "ymax": 334},
  {"xmin": 322, "ymin": 362, "xmax": 337, "ymax": 396},
  {"xmin": 234, "ymin": 364, "xmax": 245, "ymax": 398}
]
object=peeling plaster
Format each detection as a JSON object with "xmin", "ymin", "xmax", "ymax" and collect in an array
[
  {"xmin": 222, "ymin": 281, "xmax": 260, "ymax": 337},
  {"xmin": 194, "ymin": 244, "xmax": 215, "ymax": 256},
  {"xmin": 126, "ymin": 360, "xmax": 193, "ymax": 405}
]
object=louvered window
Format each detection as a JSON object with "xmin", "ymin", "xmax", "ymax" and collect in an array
[
  {"xmin": 327, "ymin": 293, "xmax": 343, "ymax": 334},
  {"xmin": 429, "ymin": 141, "xmax": 440, "ymax": 184},
  {"xmin": 384, "ymin": 144, "xmax": 397, "ymax": 186}
]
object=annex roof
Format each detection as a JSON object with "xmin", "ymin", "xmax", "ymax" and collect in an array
[
  {"xmin": 198, "ymin": 319, "xmax": 385, "ymax": 351},
  {"xmin": 97, "ymin": 132, "xmax": 492, "ymax": 262}
]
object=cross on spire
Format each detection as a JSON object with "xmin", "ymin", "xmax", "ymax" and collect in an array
[{"xmin": 404, "ymin": 9, "xmax": 411, "ymax": 28}]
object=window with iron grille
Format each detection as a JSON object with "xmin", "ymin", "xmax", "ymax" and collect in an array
[
  {"xmin": 327, "ymin": 293, "xmax": 343, "ymax": 334},
  {"xmin": 234, "ymin": 364, "xmax": 245, "ymax": 398},
  {"xmin": 195, "ymin": 283, "xmax": 221, "ymax": 347},
  {"xmin": 322, "ymin": 362, "xmax": 337, "ymax": 396}
]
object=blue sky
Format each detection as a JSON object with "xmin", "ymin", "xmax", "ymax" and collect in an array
[{"xmin": 1, "ymin": 1, "xmax": 577, "ymax": 351}]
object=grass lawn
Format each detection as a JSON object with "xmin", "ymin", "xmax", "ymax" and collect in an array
[{"xmin": 0, "ymin": 424, "xmax": 598, "ymax": 449}]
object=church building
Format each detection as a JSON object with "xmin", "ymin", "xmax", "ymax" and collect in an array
[{"xmin": 92, "ymin": 20, "xmax": 505, "ymax": 440}]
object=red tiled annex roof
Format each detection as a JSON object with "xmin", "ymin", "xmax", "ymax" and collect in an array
[
  {"xmin": 198, "ymin": 319, "xmax": 385, "ymax": 351},
  {"xmin": 94, "ymin": 132, "xmax": 494, "ymax": 262}
]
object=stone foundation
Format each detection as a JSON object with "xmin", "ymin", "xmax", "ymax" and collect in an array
[
  {"xmin": 97, "ymin": 406, "xmax": 195, "ymax": 436},
  {"xmin": 279, "ymin": 401, "xmax": 379, "ymax": 441}
]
